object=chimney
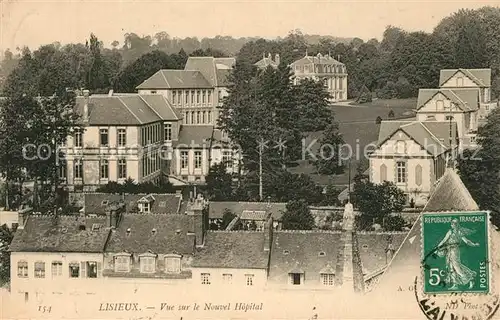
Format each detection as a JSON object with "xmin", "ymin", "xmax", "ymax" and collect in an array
[
  {"xmin": 263, "ymin": 216, "xmax": 273, "ymax": 252},
  {"xmin": 275, "ymin": 54, "xmax": 280, "ymax": 66},
  {"xmin": 187, "ymin": 198, "xmax": 206, "ymax": 247},
  {"xmin": 83, "ymin": 89, "xmax": 90, "ymax": 123}
]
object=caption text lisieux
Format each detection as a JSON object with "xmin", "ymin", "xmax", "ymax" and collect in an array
[{"xmin": 98, "ymin": 302, "xmax": 264, "ymax": 313}]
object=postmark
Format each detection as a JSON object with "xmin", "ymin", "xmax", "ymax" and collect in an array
[{"xmin": 422, "ymin": 212, "xmax": 490, "ymax": 294}]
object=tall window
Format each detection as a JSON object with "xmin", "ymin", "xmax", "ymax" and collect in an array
[
  {"xmin": 196, "ymin": 91, "xmax": 200, "ymax": 104},
  {"xmin": 181, "ymin": 151, "xmax": 189, "ymax": 169},
  {"xmin": 74, "ymin": 129, "xmax": 83, "ymax": 147},
  {"xmin": 86, "ymin": 261, "xmax": 98, "ymax": 278},
  {"xmin": 320, "ymin": 273, "xmax": 335, "ymax": 286},
  {"xmin": 100, "ymin": 128, "xmax": 109, "ymax": 146},
  {"xmin": 164, "ymin": 123, "xmax": 172, "ymax": 141},
  {"xmin": 69, "ymin": 262, "xmax": 80, "ymax": 278},
  {"xmin": 165, "ymin": 255, "xmax": 181, "ymax": 273},
  {"xmin": 194, "ymin": 151, "xmax": 202, "ymax": 169},
  {"xmin": 222, "ymin": 151, "xmax": 232, "ymax": 170},
  {"xmin": 289, "ymin": 273, "xmax": 302, "ymax": 285},
  {"xmin": 395, "ymin": 141, "xmax": 405, "ymax": 154},
  {"xmin": 436, "ymin": 99, "xmax": 444, "ymax": 110},
  {"xmin": 58, "ymin": 163, "xmax": 67, "ymax": 180},
  {"xmin": 222, "ymin": 273, "xmax": 233, "ymax": 284},
  {"xmin": 177, "ymin": 91, "xmax": 181, "ymax": 104},
  {"xmin": 100, "ymin": 160, "xmax": 109, "ymax": 179},
  {"xmin": 202, "ymin": 90, "xmax": 206, "ymax": 103},
  {"xmin": 207, "ymin": 91, "xmax": 212, "ymax": 104},
  {"xmin": 202, "ymin": 111, "xmax": 206, "ymax": 124},
  {"xmin": 51, "ymin": 261, "xmax": 63, "ymax": 277},
  {"xmin": 191, "ymin": 112, "xmax": 195, "ymax": 124},
  {"xmin": 118, "ymin": 159, "xmax": 127, "ymax": 179},
  {"xmin": 185, "ymin": 90, "xmax": 189, "ymax": 104},
  {"xmin": 201, "ymin": 273, "xmax": 211, "ymax": 285},
  {"xmin": 415, "ymin": 164, "xmax": 423, "ymax": 186},
  {"xmin": 197, "ymin": 111, "xmax": 201, "ymax": 124},
  {"xmin": 245, "ymin": 274, "xmax": 254, "ymax": 286},
  {"xmin": 185, "ymin": 112, "xmax": 189, "ymax": 124},
  {"xmin": 456, "ymin": 77, "xmax": 464, "ymax": 87},
  {"xmin": 396, "ymin": 161, "xmax": 407, "ymax": 183},
  {"xmin": 74, "ymin": 160, "xmax": 83, "ymax": 179},
  {"xmin": 207, "ymin": 111, "xmax": 212, "ymax": 124},
  {"xmin": 380, "ymin": 164, "xmax": 387, "ymax": 182},
  {"xmin": 117, "ymin": 129, "xmax": 126, "ymax": 147},
  {"xmin": 140, "ymin": 256, "xmax": 156, "ymax": 273},
  {"xmin": 17, "ymin": 261, "xmax": 28, "ymax": 278},
  {"xmin": 172, "ymin": 91, "xmax": 177, "ymax": 104},
  {"xmin": 114, "ymin": 255, "xmax": 130, "ymax": 272}
]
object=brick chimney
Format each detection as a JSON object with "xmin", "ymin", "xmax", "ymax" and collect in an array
[
  {"xmin": 82, "ymin": 90, "xmax": 90, "ymax": 123},
  {"xmin": 187, "ymin": 195, "xmax": 206, "ymax": 247}
]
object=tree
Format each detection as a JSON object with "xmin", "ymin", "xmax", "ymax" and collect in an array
[
  {"xmin": 388, "ymin": 110, "xmax": 395, "ymax": 118},
  {"xmin": 205, "ymin": 163, "xmax": 233, "ymax": 201},
  {"xmin": 282, "ymin": 199, "xmax": 315, "ymax": 230},
  {"xmin": 0, "ymin": 224, "xmax": 14, "ymax": 286},
  {"xmin": 312, "ymin": 123, "xmax": 345, "ymax": 175},
  {"xmin": 293, "ymin": 78, "xmax": 333, "ymax": 132},
  {"xmin": 321, "ymin": 184, "xmax": 342, "ymax": 206},
  {"xmin": 376, "ymin": 116, "xmax": 383, "ymax": 124},
  {"xmin": 263, "ymin": 169, "xmax": 323, "ymax": 205},
  {"xmin": 351, "ymin": 180, "xmax": 406, "ymax": 230},
  {"xmin": 95, "ymin": 178, "xmax": 175, "ymax": 194}
]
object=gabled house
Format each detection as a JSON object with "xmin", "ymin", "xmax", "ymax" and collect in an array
[
  {"xmin": 208, "ymin": 201, "xmax": 286, "ymax": 230},
  {"xmin": 369, "ymin": 120, "xmax": 458, "ymax": 206},
  {"xmin": 254, "ymin": 53, "xmax": 280, "ymax": 70},
  {"xmin": 439, "ymin": 68, "xmax": 497, "ymax": 122},
  {"xmin": 415, "ymin": 88, "xmax": 480, "ymax": 148}
]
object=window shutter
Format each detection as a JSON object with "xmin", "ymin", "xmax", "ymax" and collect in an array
[
  {"xmin": 97, "ymin": 262, "xmax": 102, "ymax": 278},
  {"xmin": 80, "ymin": 262, "xmax": 86, "ymax": 278}
]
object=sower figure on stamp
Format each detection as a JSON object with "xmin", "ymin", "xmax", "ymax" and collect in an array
[{"xmin": 435, "ymin": 219, "xmax": 480, "ymax": 290}]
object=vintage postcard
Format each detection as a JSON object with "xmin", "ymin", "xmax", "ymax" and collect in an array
[{"xmin": 1, "ymin": 1, "xmax": 500, "ymax": 319}]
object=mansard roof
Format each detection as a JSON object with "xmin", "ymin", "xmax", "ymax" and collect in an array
[
  {"xmin": 439, "ymin": 68, "xmax": 491, "ymax": 87},
  {"xmin": 83, "ymin": 193, "xmax": 182, "ymax": 215}
]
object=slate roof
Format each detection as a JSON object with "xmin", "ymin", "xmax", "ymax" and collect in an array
[
  {"xmin": 357, "ymin": 232, "xmax": 407, "ymax": 276},
  {"xmin": 136, "ymin": 70, "xmax": 212, "ymax": 89},
  {"xmin": 416, "ymin": 88, "xmax": 480, "ymax": 112},
  {"xmin": 176, "ymin": 125, "xmax": 215, "ymax": 147},
  {"xmin": 192, "ymin": 231, "xmax": 269, "ymax": 269},
  {"xmin": 291, "ymin": 54, "xmax": 344, "ymax": 66},
  {"xmin": 75, "ymin": 94, "xmax": 179, "ymax": 125},
  {"xmin": 9, "ymin": 215, "xmax": 110, "ymax": 253},
  {"xmin": 105, "ymin": 214, "xmax": 195, "ymax": 254},
  {"xmin": 268, "ymin": 231, "xmax": 341, "ymax": 282},
  {"xmin": 439, "ymin": 68, "xmax": 491, "ymax": 87},
  {"xmin": 184, "ymin": 57, "xmax": 236, "ymax": 87},
  {"xmin": 376, "ymin": 121, "xmax": 457, "ymax": 156},
  {"xmin": 83, "ymin": 193, "xmax": 183, "ymax": 215},
  {"xmin": 209, "ymin": 201, "xmax": 287, "ymax": 220},
  {"xmin": 423, "ymin": 168, "xmax": 479, "ymax": 212}
]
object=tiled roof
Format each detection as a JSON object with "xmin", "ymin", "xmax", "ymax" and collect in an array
[
  {"xmin": 75, "ymin": 94, "xmax": 180, "ymax": 125},
  {"xmin": 268, "ymin": 231, "xmax": 341, "ymax": 283},
  {"xmin": 9, "ymin": 215, "xmax": 110, "ymax": 252},
  {"xmin": 105, "ymin": 214, "xmax": 195, "ymax": 254},
  {"xmin": 439, "ymin": 68, "xmax": 491, "ymax": 87},
  {"xmin": 84, "ymin": 193, "xmax": 183, "ymax": 215},
  {"xmin": 423, "ymin": 168, "xmax": 479, "ymax": 212},
  {"xmin": 136, "ymin": 70, "xmax": 212, "ymax": 89},
  {"xmin": 176, "ymin": 125, "xmax": 214, "ymax": 147},
  {"xmin": 291, "ymin": 54, "xmax": 343, "ymax": 66},
  {"xmin": 417, "ymin": 88, "xmax": 480, "ymax": 112},
  {"xmin": 376, "ymin": 121, "xmax": 457, "ymax": 156},
  {"xmin": 192, "ymin": 231, "xmax": 269, "ymax": 269},
  {"xmin": 139, "ymin": 94, "xmax": 181, "ymax": 120},
  {"xmin": 209, "ymin": 201, "xmax": 287, "ymax": 220}
]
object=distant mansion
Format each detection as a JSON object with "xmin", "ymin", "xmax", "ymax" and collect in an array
[
  {"xmin": 369, "ymin": 68, "xmax": 498, "ymax": 206},
  {"xmin": 255, "ymin": 52, "xmax": 348, "ymax": 102},
  {"xmin": 61, "ymin": 56, "xmax": 240, "ymax": 191}
]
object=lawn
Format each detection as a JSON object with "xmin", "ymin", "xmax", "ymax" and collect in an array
[{"xmin": 289, "ymin": 98, "xmax": 418, "ymax": 187}]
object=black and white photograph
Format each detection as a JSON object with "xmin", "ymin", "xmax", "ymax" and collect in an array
[{"xmin": 0, "ymin": 1, "xmax": 500, "ymax": 319}]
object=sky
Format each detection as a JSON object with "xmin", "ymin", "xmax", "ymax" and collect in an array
[{"xmin": 1, "ymin": 0, "xmax": 499, "ymax": 53}]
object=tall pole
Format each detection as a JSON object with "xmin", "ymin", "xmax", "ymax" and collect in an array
[
  {"xmin": 347, "ymin": 158, "xmax": 352, "ymax": 203},
  {"xmin": 259, "ymin": 142, "xmax": 263, "ymax": 201}
]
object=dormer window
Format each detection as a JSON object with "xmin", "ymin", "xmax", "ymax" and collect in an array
[
  {"xmin": 114, "ymin": 253, "xmax": 131, "ymax": 272},
  {"xmin": 141, "ymin": 202, "xmax": 150, "ymax": 213},
  {"xmin": 165, "ymin": 254, "xmax": 182, "ymax": 274},
  {"xmin": 139, "ymin": 253, "xmax": 156, "ymax": 273},
  {"xmin": 395, "ymin": 140, "xmax": 405, "ymax": 154},
  {"xmin": 456, "ymin": 77, "xmax": 464, "ymax": 87}
]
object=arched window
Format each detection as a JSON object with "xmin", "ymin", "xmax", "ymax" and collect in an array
[
  {"xmin": 415, "ymin": 165, "xmax": 423, "ymax": 186},
  {"xmin": 380, "ymin": 164, "xmax": 387, "ymax": 182}
]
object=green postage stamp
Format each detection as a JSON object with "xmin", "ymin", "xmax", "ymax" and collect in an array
[{"xmin": 422, "ymin": 211, "xmax": 490, "ymax": 294}]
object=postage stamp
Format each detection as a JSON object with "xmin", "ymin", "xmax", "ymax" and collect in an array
[{"xmin": 422, "ymin": 211, "xmax": 490, "ymax": 294}]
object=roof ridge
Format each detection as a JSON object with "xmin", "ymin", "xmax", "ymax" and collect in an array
[
  {"xmin": 446, "ymin": 89, "xmax": 468, "ymax": 109},
  {"xmin": 418, "ymin": 121, "xmax": 447, "ymax": 149},
  {"xmin": 460, "ymin": 69, "xmax": 484, "ymax": 86},
  {"xmin": 160, "ymin": 70, "xmax": 170, "ymax": 88},
  {"xmin": 116, "ymin": 96, "xmax": 143, "ymax": 124}
]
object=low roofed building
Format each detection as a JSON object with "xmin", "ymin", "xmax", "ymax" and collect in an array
[{"xmin": 83, "ymin": 193, "xmax": 183, "ymax": 215}]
